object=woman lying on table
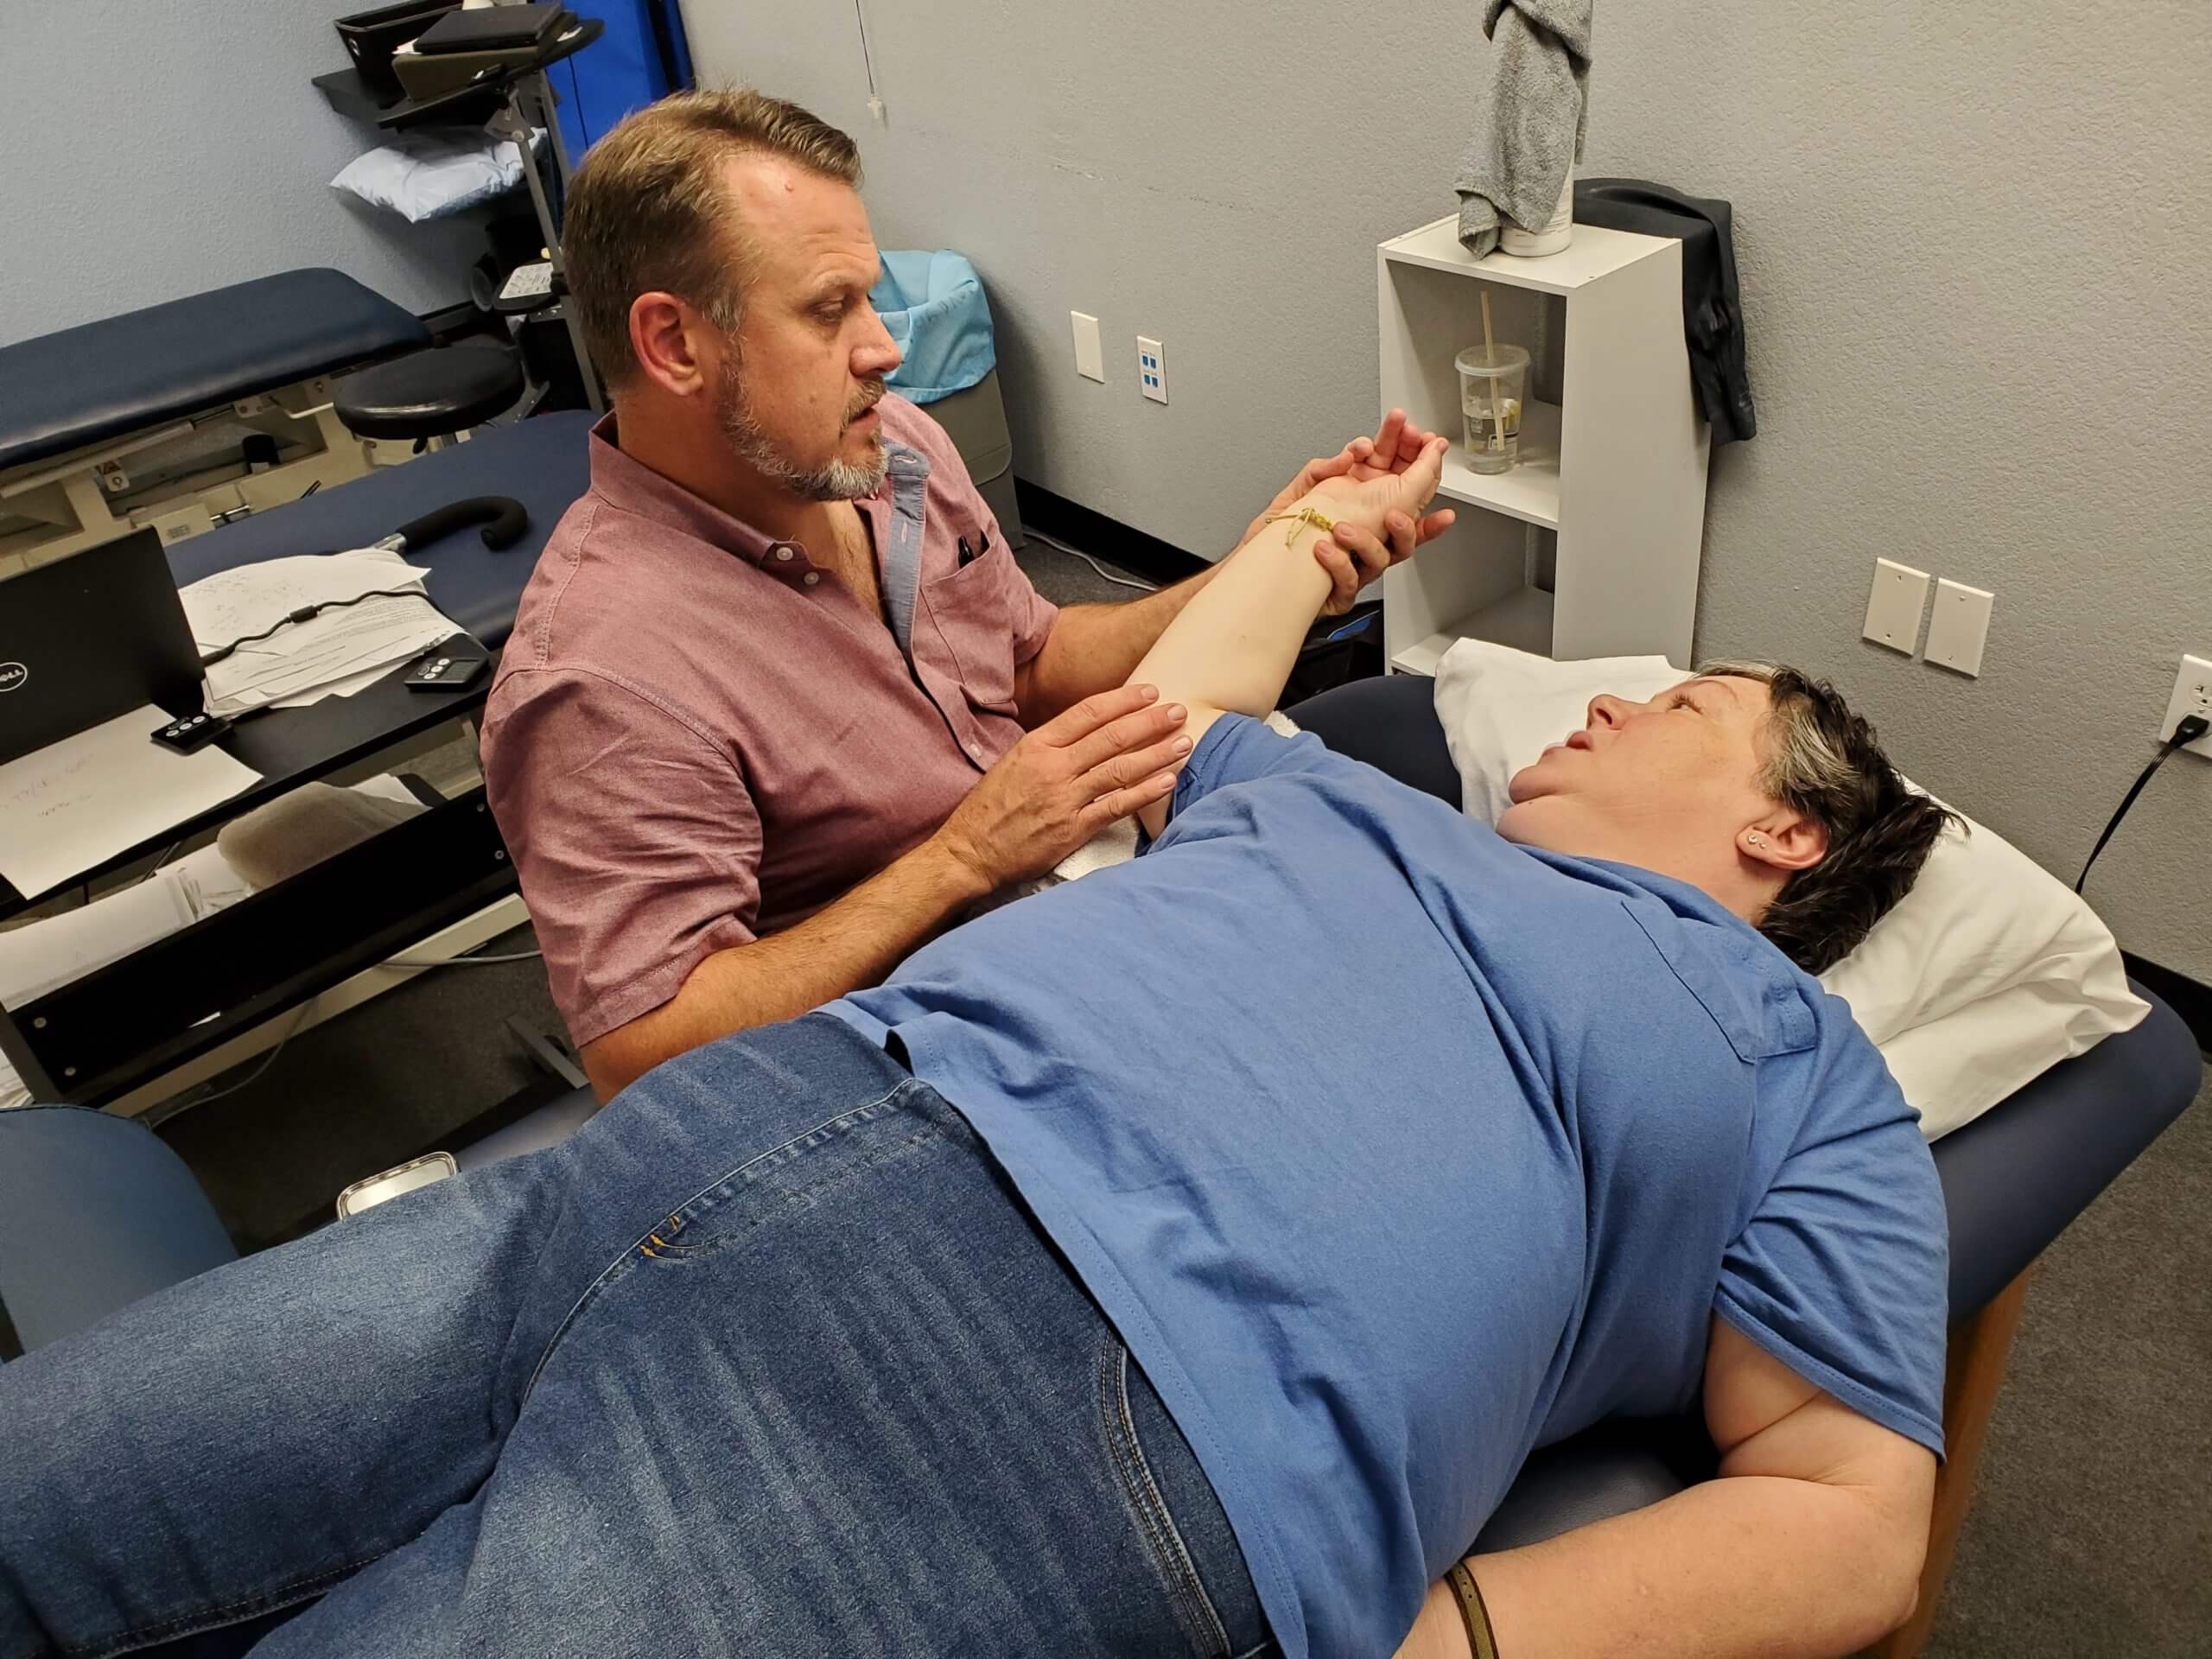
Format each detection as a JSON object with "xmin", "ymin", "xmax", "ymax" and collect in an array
[{"xmin": 3, "ymin": 416, "xmax": 1955, "ymax": 1659}]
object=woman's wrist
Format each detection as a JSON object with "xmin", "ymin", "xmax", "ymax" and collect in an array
[{"xmin": 1395, "ymin": 1579, "xmax": 1478, "ymax": 1659}]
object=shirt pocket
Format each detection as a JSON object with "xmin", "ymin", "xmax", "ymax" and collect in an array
[{"xmin": 920, "ymin": 549, "xmax": 1020, "ymax": 713}]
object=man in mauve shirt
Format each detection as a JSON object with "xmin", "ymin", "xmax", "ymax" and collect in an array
[{"xmin": 481, "ymin": 89, "xmax": 1443, "ymax": 1098}]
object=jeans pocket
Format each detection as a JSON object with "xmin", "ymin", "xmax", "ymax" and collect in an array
[{"xmin": 1096, "ymin": 1337, "xmax": 1272, "ymax": 1659}]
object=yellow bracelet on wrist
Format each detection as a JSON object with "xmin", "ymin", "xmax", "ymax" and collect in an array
[{"xmin": 1264, "ymin": 505, "xmax": 1337, "ymax": 554}]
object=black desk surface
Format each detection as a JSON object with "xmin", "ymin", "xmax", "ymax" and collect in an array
[{"xmin": 0, "ymin": 634, "xmax": 486, "ymax": 919}]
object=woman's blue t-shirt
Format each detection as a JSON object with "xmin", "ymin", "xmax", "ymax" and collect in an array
[{"xmin": 828, "ymin": 716, "xmax": 1947, "ymax": 1659}]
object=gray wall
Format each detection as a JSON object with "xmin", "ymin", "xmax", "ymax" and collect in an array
[
  {"xmin": 1, "ymin": 1, "xmax": 485, "ymax": 344},
  {"xmin": 688, "ymin": 2, "xmax": 2212, "ymax": 981}
]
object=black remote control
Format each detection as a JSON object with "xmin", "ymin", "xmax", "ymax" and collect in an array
[
  {"xmin": 404, "ymin": 653, "xmax": 489, "ymax": 692},
  {"xmin": 151, "ymin": 711, "xmax": 232, "ymax": 754}
]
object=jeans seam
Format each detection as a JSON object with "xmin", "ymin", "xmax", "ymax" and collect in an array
[
  {"xmin": 75, "ymin": 1549, "xmax": 382, "ymax": 1657},
  {"xmin": 518, "ymin": 1080, "xmax": 920, "ymax": 1407},
  {"xmin": 1097, "ymin": 1338, "xmax": 1233, "ymax": 1659},
  {"xmin": 637, "ymin": 1127, "xmax": 938, "ymax": 1260}
]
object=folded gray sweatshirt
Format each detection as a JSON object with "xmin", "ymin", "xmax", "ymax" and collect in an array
[{"xmin": 1455, "ymin": 0, "xmax": 1594, "ymax": 257}]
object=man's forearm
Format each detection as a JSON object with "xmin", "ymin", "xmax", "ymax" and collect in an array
[
  {"xmin": 1015, "ymin": 566, "xmax": 1217, "ymax": 725},
  {"xmin": 1395, "ymin": 1477, "xmax": 1923, "ymax": 1659},
  {"xmin": 581, "ymin": 834, "xmax": 993, "ymax": 1098}
]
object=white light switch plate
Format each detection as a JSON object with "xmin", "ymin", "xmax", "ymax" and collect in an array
[
  {"xmin": 1862, "ymin": 559, "xmax": 1930, "ymax": 654},
  {"xmin": 1924, "ymin": 579, "xmax": 1995, "ymax": 677},
  {"xmin": 1071, "ymin": 311, "xmax": 1105, "ymax": 382}
]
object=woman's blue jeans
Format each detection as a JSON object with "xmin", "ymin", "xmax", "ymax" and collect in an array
[{"xmin": 1, "ymin": 1015, "xmax": 1270, "ymax": 1658}]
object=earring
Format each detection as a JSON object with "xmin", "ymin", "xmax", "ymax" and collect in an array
[{"xmin": 1748, "ymin": 834, "xmax": 1765, "ymax": 848}]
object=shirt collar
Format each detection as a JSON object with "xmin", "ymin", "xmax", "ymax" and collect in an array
[{"xmin": 585, "ymin": 413, "xmax": 930, "ymax": 569}]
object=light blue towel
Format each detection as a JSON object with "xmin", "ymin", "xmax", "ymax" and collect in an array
[{"xmin": 870, "ymin": 250, "xmax": 996, "ymax": 405}]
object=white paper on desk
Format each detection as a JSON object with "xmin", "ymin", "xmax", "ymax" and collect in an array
[
  {"xmin": 0, "ymin": 707, "xmax": 260, "ymax": 900},
  {"xmin": 267, "ymin": 662, "xmax": 396, "ymax": 709},
  {"xmin": 179, "ymin": 549, "xmax": 430, "ymax": 650},
  {"xmin": 203, "ymin": 594, "xmax": 454, "ymax": 715}
]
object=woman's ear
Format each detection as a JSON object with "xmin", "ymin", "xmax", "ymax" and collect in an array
[{"xmin": 1739, "ymin": 814, "xmax": 1827, "ymax": 874}]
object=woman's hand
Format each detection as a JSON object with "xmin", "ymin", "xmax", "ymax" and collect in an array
[
  {"xmin": 1242, "ymin": 410, "xmax": 1459, "ymax": 615},
  {"xmin": 1303, "ymin": 429, "xmax": 1453, "ymax": 546}
]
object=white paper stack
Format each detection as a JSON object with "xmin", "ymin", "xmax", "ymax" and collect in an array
[{"xmin": 181, "ymin": 549, "xmax": 458, "ymax": 715}]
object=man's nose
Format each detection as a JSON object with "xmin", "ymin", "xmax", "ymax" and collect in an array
[
  {"xmin": 1586, "ymin": 694, "xmax": 1632, "ymax": 730},
  {"xmin": 855, "ymin": 306, "xmax": 903, "ymax": 378}
]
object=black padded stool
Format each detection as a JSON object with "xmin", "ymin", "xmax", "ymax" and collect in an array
[{"xmin": 334, "ymin": 342, "xmax": 524, "ymax": 447}]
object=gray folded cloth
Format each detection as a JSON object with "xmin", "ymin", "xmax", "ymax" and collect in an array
[{"xmin": 1454, "ymin": 0, "xmax": 1595, "ymax": 257}]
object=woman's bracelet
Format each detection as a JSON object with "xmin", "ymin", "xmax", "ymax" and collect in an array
[
  {"xmin": 1264, "ymin": 505, "xmax": 1337, "ymax": 554},
  {"xmin": 1446, "ymin": 1560, "xmax": 1501, "ymax": 1659}
]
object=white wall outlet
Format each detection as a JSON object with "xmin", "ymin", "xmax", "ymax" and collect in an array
[
  {"xmin": 1861, "ymin": 558, "xmax": 1930, "ymax": 654},
  {"xmin": 1137, "ymin": 336, "xmax": 1166, "ymax": 404},
  {"xmin": 1923, "ymin": 579, "xmax": 1994, "ymax": 677},
  {"xmin": 2159, "ymin": 653, "xmax": 2212, "ymax": 757},
  {"xmin": 1071, "ymin": 311, "xmax": 1105, "ymax": 383}
]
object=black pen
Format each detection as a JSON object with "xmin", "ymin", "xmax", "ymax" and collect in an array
[{"xmin": 957, "ymin": 536, "xmax": 974, "ymax": 566}]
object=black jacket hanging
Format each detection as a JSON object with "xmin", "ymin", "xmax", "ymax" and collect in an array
[{"xmin": 1573, "ymin": 179, "xmax": 1758, "ymax": 445}]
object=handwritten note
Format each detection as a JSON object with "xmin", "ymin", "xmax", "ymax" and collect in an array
[{"xmin": 0, "ymin": 706, "xmax": 259, "ymax": 900}]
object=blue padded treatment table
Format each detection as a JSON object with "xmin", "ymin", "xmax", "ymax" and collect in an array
[
  {"xmin": 0, "ymin": 270, "xmax": 429, "ymax": 473},
  {"xmin": 166, "ymin": 411, "xmax": 594, "ymax": 651}
]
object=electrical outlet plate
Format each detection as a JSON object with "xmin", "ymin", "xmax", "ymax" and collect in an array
[
  {"xmin": 2159, "ymin": 653, "xmax": 2212, "ymax": 757},
  {"xmin": 1071, "ymin": 311, "xmax": 1105, "ymax": 382},
  {"xmin": 1138, "ymin": 336, "xmax": 1166, "ymax": 404}
]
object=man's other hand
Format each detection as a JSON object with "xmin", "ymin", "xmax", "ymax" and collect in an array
[
  {"xmin": 1243, "ymin": 409, "xmax": 1459, "ymax": 616},
  {"xmin": 935, "ymin": 685, "xmax": 1191, "ymax": 890}
]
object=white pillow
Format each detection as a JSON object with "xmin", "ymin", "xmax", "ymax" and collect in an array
[{"xmin": 1432, "ymin": 640, "xmax": 2148, "ymax": 1139}]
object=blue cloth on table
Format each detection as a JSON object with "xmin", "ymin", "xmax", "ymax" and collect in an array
[
  {"xmin": 870, "ymin": 251, "xmax": 996, "ymax": 404},
  {"xmin": 829, "ymin": 714, "xmax": 1948, "ymax": 1659},
  {"xmin": 0, "ymin": 271, "xmax": 428, "ymax": 473},
  {"xmin": 165, "ymin": 412, "xmax": 594, "ymax": 652}
]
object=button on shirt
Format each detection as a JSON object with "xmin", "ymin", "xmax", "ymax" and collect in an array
[
  {"xmin": 481, "ymin": 395, "xmax": 1058, "ymax": 1047},
  {"xmin": 829, "ymin": 716, "xmax": 1948, "ymax": 1659}
]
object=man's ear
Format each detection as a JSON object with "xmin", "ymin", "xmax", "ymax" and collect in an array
[
  {"xmin": 628, "ymin": 290, "xmax": 712, "ymax": 398},
  {"xmin": 1739, "ymin": 812, "xmax": 1827, "ymax": 874}
]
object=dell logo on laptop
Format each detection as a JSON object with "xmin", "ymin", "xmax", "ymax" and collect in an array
[{"xmin": 0, "ymin": 662, "xmax": 26, "ymax": 693}]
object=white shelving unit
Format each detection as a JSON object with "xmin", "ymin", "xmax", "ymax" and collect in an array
[{"xmin": 1377, "ymin": 214, "xmax": 1710, "ymax": 674}]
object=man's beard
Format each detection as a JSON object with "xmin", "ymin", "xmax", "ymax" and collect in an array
[{"xmin": 715, "ymin": 370, "xmax": 888, "ymax": 502}]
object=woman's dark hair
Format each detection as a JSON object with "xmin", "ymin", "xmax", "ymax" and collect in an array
[{"xmin": 1700, "ymin": 662, "xmax": 1960, "ymax": 974}]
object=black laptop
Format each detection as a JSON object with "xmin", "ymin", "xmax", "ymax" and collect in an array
[{"xmin": 0, "ymin": 530, "xmax": 205, "ymax": 766}]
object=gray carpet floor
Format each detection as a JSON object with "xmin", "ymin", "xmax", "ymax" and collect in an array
[{"xmin": 23, "ymin": 537, "xmax": 2209, "ymax": 1653}]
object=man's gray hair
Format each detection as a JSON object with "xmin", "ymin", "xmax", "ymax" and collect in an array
[{"xmin": 1697, "ymin": 660, "xmax": 1957, "ymax": 974}]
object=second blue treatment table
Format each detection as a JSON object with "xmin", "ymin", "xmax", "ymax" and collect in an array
[
  {"xmin": 0, "ymin": 271, "xmax": 434, "ymax": 569},
  {"xmin": 165, "ymin": 410, "xmax": 594, "ymax": 651}
]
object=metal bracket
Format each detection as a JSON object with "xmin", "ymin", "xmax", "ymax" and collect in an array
[{"xmin": 505, "ymin": 1016, "xmax": 588, "ymax": 1089}]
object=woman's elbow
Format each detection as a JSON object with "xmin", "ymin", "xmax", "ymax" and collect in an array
[{"xmin": 1844, "ymin": 1503, "xmax": 1929, "ymax": 1646}]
